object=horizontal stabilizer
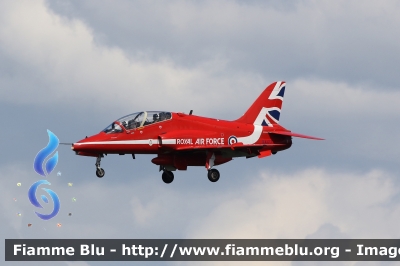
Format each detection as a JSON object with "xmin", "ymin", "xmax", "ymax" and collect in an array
[{"xmin": 268, "ymin": 131, "xmax": 324, "ymax": 140}]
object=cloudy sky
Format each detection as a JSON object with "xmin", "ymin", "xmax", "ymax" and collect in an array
[{"xmin": 1, "ymin": 0, "xmax": 400, "ymax": 265}]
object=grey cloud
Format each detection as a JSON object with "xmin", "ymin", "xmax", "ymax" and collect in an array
[
  {"xmin": 47, "ymin": 0, "xmax": 400, "ymax": 88},
  {"xmin": 3, "ymin": 165, "xmax": 400, "ymax": 265}
]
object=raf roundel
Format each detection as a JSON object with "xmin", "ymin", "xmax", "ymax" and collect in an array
[{"xmin": 228, "ymin": 136, "xmax": 238, "ymax": 145}]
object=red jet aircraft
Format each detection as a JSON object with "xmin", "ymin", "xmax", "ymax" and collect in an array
[{"xmin": 72, "ymin": 81, "xmax": 323, "ymax": 183}]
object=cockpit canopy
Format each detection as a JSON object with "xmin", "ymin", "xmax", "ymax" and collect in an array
[{"xmin": 103, "ymin": 111, "xmax": 172, "ymax": 133}]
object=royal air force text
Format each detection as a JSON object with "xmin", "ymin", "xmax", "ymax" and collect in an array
[{"xmin": 176, "ymin": 138, "xmax": 224, "ymax": 145}]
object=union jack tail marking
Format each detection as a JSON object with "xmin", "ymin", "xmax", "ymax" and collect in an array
[{"xmin": 235, "ymin": 81, "xmax": 286, "ymax": 126}]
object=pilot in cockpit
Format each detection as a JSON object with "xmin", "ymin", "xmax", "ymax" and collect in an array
[
  {"xmin": 153, "ymin": 113, "xmax": 159, "ymax": 123},
  {"xmin": 159, "ymin": 112, "xmax": 166, "ymax": 121},
  {"xmin": 127, "ymin": 119, "xmax": 135, "ymax": 129}
]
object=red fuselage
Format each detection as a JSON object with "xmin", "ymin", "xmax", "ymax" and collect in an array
[{"xmin": 73, "ymin": 112, "xmax": 292, "ymax": 169}]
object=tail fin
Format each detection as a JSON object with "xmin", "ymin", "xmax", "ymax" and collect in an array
[{"xmin": 235, "ymin": 81, "xmax": 286, "ymax": 126}]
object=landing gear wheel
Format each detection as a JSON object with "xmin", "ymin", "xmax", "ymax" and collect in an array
[
  {"xmin": 95, "ymin": 155, "xmax": 105, "ymax": 178},
  {"xmin": 96, "ymin": 168, "xmax": 105, "ymax": 178},
  {"xmin": 208, "ymin": 169, "xmax": 220, "ymax": 182},
  {"xmin": 162, "ymin": 171, "xmax": 174, "ymax": 184}
]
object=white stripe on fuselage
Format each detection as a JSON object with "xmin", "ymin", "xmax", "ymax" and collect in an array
[
  {"xmin": 75, "ymin": 128, "xmax": 262, "ymax": 147},
  {"xmin": 253, "ymin": 107, "xmax": 281, "ymax": 126},
  {"xmin": 161, "ymin": 139, "xmax": 177, "ymax": 145},
  {"xmin": 236, "ymin": 125, "xmax": 263, "ymax": 145},
  {"xmin": 74, "ymin": 139, "xmax": 176, "ymax": 145}
]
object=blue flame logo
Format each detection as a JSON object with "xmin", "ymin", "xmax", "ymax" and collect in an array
[
  {"xmin": 33, "ymin": 130, "xmax": 60, "ymax": 176},
  {"xmin": 28, "ymin": 180, "xmax": 60, "ymax": 220},
  {"xmin": 30, "ymin": 130, "xmax": 61, "ymax": 220},
  {"xmin": 33, "ymin": 130, "xmax": 59, "ymax": 176}
]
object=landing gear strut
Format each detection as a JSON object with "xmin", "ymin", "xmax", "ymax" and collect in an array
[
  {"xmin": 205, "ymin": 151, "xmax": 220, "ymax": 182},
  {"xmin": 162, "ymin": 170, "xmax": 174, "ymax": 184},
  {"xmin": 95, "ymin": 155, "xmax": 105, "ymax": 178},
  {"xmin": 207, "ymin": 169, "xmax": 220, "ymax": 182}
]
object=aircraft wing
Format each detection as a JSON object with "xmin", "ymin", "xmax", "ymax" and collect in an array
[{"xmin": 267, "ymin": 131, "xmax": 324, "ymax": 140}]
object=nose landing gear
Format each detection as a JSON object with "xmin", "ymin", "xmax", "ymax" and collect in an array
[
  {"xmin": 96, "ymin": 168, "xmax": 105, "ymax": 178},
  {"xmin": 95, "ymin": 155, "xmax": 105, "ymax": 178}
]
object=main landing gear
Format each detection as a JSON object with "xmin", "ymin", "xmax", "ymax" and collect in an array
[
  {"xmin": 161, "ymin": 170, "xmax": 174, "ymax": 184},
  {"xmin": 207, "ymin": 169, "xmax": 220, "ymax": 182},
  {"xmin": 205, "ymin": 151, "xmax": 220, "ymax": 182},
  {"xmin": 159, "ymin": 168, "xmax": 220, "ymax": 183},
  {"xmin": 159, "ymin": 166, "xmax": 174, "ymax": 183},
  {"xmin": 95, "ymin": 155, "xmax": 105, "ymax": 178}
]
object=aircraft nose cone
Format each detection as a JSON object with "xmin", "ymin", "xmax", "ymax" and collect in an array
[
  {"xmin": 72, "ymin": 134, "xmax": 102, "ymax": 153},
  {"xmin": 72, "ymin": 142, "xmax": 82, "ymax": 152},
  {"xmin": 72, "ymin": 138, "xmax": 88, "ymax": 151}
]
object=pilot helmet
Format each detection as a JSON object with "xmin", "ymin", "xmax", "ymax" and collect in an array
[{"xmin": 153, "ymin": 113, "xmax": 159, "ymax": 121}]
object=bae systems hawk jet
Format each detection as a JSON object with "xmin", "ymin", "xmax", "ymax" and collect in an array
[{"xmin": 71, "ymin": 81, "xmax": 323, "ymax": 183}]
